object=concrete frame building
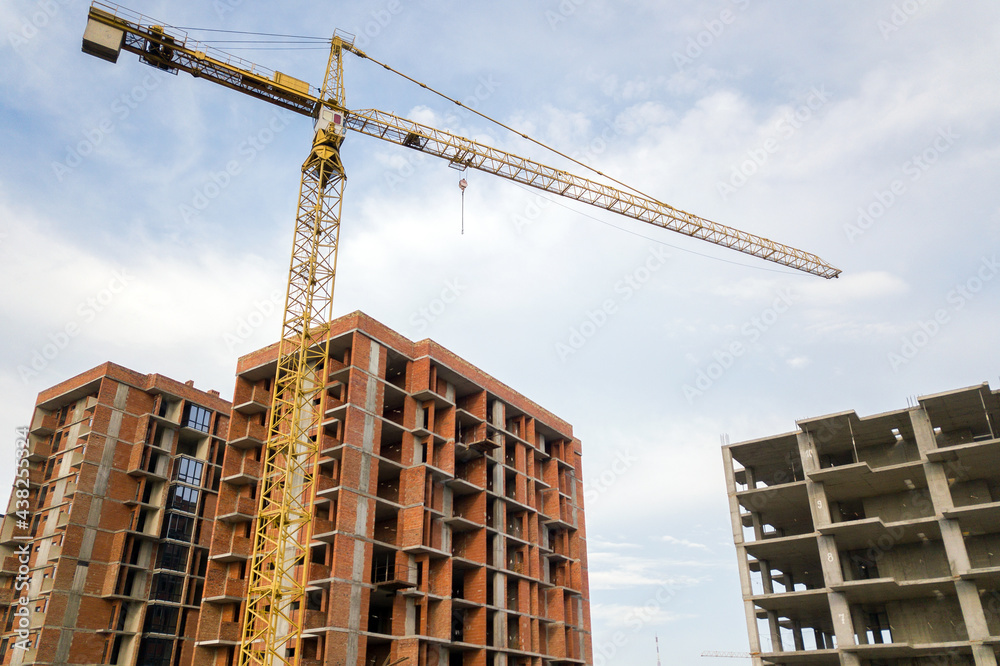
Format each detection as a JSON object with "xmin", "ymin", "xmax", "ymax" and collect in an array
[
  {"xmin": 724, "ymin": 382, "xmax": 1000, "ymax": 666},
  {"xmin": 0, "ymin": 363, "xmax": 232, "ymax": 666},
  {"xmin": 0, "ymin": 311, "xmax": 594, "ymax": 666}
]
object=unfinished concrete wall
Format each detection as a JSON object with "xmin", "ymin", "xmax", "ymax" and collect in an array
[{"xmin": 725, "ymin": 382, "xmax": 1000, "ymax": 666}]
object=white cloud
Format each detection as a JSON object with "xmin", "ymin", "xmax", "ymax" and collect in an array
[
  {"xmin": 660, "ymin": 536, "xmax": 710, "ymax": 551},
  {"xmin": 798, "ymin": 271, "xmax": 908, "ymax": 305},
  {"xmin": 786, "ymin": 356, "xmax": 811, "ymax": 369},
  {"xmin": 590, "ymin": 602, "xmax": 694, "ymax": 629}
]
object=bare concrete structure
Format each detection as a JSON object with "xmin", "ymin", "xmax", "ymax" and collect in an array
[{"xmin": 724, "ymin": 382, "xmax": 1000, "ymax": 666}]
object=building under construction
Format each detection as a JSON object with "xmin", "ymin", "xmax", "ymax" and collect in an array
[
  {"xmin": 724, "ymin": 382, "xmax": 1000, "ymax": 666},
  {"xmin": 0, "ymin": 363, "xmax": 232, "ymax": 666},
  {"xmin": 0, "ymin": 311, "xmax": 594, "ymax": 666}
]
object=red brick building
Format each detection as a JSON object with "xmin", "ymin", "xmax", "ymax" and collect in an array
[
  {"xmin": 0, "ymin": 363, "xmax": 231, "ymax": 666},
  {"xmin": 1, "ymin": 311, "xmax": 594, "ymax": 666}
]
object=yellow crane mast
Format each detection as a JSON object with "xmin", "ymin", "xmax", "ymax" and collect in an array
[{"xmin": 81, "ymin": 5, "xmax": 841, "ymax": 666}]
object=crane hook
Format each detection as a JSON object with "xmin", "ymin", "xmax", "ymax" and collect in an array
[{"xmin": 459, "ymin": 175, "xmax": 468, "ymax": 235}]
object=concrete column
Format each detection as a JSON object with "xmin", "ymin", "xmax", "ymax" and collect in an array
[
  {"xmin": 741, "ymin": 467, "xmax": 767, "ymax": 540},
  {"xmin": 766, "ymin": 611, "xmax": 782, "ymax": 652},
  {"xmin": 792, "ymin": 620, "xmax": 805, "ymax": 651},
  {"xmin": 760, "ymin": 559, "xmax": 775, "ymax": 595},
  {"xmin": 912, "ymin": 407, "xmax": 957, "ymax": 514},
  {"xmin": 850, "ymin": 606, "xmax": 868, "ymax": 645},
  {"xmin": 798, "ymin": 431, "xmax": 833, "ymax": 529},
  {"xmin": 723, "ymin": 447, "xmax": 765, "ymax": 659},
  {"xmin": 800, "ymin": 429, "xmax": 860, "ymax": 661},
  {"xmin": 911, "ymin": 407, "xmax": 997, "ymax": 666},
  {"xmin": 826, "ymin": 590, "xmax": 856, "ymax": 648}
]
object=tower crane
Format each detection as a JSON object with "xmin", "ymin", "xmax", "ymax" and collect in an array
[{"xmin": 81, "ymin": 4, "xmax": 840, "ymax": 665}]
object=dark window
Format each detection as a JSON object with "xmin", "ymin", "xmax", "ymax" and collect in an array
[
  {"xmin": 162, "ymin": 514, "xmax": 194, "ymax": 543},
  {"xmin": 186, "ymin": 579, "xmax": 203, "ymax": 606},
  {"xmin": 150, "ymin": 574, "xmax": 184, "ymax": 604},
  {"xmin": 143, "ymin": 605, "xmax": 179, "ymax": 635},
  {"xmin": 136, "ymin": 637, "xmax": 173, "ymax": 666},
  {"xmin": 157, "ymin": 543, "xmax": 189, "ymax": 572},
  {"xmin": 182, "ymin": 404, "xmax": 211, "ymax": 433},
  {"xmin": 193, "ymin": 548, "xmax": 208, "ymax": 578},
  {"xmin": 110, "ymin": 636, "xmax": 124, "ymax": 664},
  {"xmin": 116, "ymin": 602, "xmax": 130, "ymax": 631},
  {"xmin": 167, "ymin": 485, "xmax": 199, "ymax": 515},
  {"xmin": 174, "ymin": 457, "xmax": 204, "ymax": 486}
]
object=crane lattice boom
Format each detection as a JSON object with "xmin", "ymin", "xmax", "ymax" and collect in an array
[{"xmin": 346, "ymin": 108, "xmax": 839, "ymax": 278}]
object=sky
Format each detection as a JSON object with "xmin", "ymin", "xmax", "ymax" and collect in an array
[{"xmin": 1, "ymin": 1, "xmax": 999, "ymax": 663}]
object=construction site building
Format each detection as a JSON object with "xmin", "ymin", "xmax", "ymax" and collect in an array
[
  {"xmin": 724, "ymin": 382, "xmax": 1000, "ymax": 666},
  {"xmin": 0, "ymin": 363, "xmax": 232, "ymax": 666},
  {"xmin": 0, "ymin": 311, "xmax": 594, "ymax": 666}
]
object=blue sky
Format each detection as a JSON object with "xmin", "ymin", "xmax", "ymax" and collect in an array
[{"xmin": 2, "ymin": 1, "xmax": 999, "ymax": 663}]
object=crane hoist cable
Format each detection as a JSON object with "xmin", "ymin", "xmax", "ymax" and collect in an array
[
  {"xmin": 147, "ymin": 21, "xmax": 837, "ymax": 280},
  {"xmin": 506, "ymin": 181, "xmax": 814, "ymax": 276},
  {"xmin": 178, "ymin": 24, "xmax": 660, "ymax": 206},
  {"xmin": 353, "ymin": 49, "xmax": 663, "ymax": 205}
]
